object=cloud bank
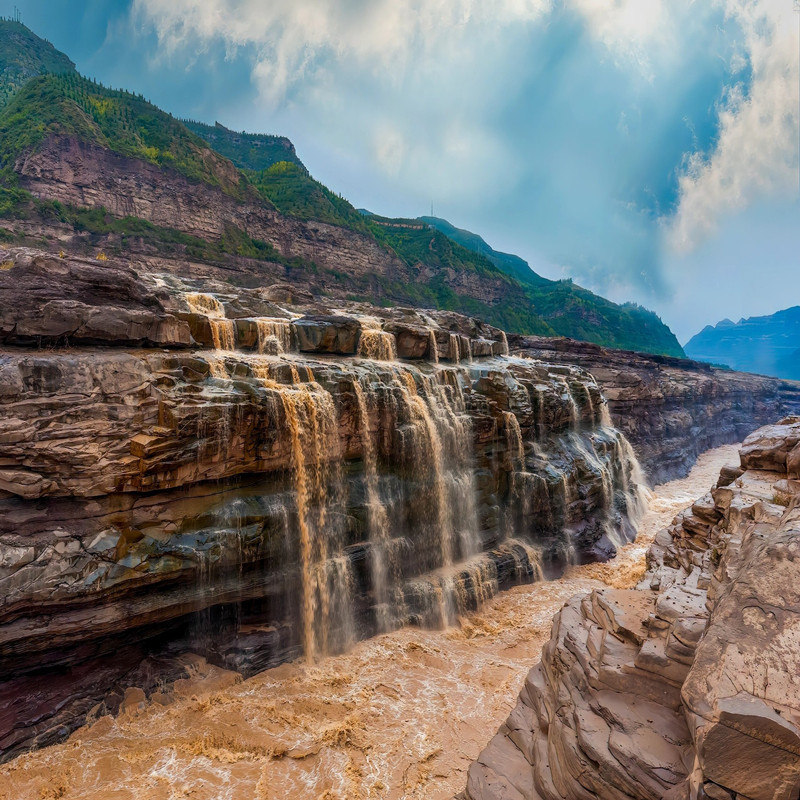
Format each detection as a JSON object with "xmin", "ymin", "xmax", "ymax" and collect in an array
[{"xmin": 669, "ymin": 0, "xmax": 799, "ymax": 252}]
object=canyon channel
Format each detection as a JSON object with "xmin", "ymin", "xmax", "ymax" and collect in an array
[
  {"xmin": 0, "ymin": 249, "xmax": 798, "ymax": 798},
  {"xmin": 0, "ymin": 446, "xmax": 740, "ymax": 799}
]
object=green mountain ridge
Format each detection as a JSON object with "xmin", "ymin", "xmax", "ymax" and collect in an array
[
  {"xmin": 0, "ymin": 18, "xmax": 75, "ymax": 110},
  {"xmin": 419, "ymin": 215, "xmax": 549, "ymax": 287},
  {"xmin": 182, "ymin": 119, "xmax": 303, "ymax": 172},
  {"xmin": 0, "ymin": 19, "xmax": 684, "ymax": 358}
]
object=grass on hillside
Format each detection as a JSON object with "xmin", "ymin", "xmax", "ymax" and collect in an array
[
  {"xmin": 183, "ymin": 120, "xmax": 303, "ymax": 172},
  {"xmin": 0, "ymin": 19, "xmax": 75, "ymax": 110},
  {"xmin": 0, "ymin": 73, "xmax": 250, "ymax": 197},
  {"xmin": 247, "ymin": 161, "xmax": 371, "ymax": 232}
]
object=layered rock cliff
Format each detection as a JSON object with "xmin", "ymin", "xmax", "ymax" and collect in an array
[
  {"xmin": 1, "ymin": 247, "xmax": 798, "ymax": 765},
  {"xmin": 466, "ymin": 417, "xmax": 800, "ymax": 800},
  {"xmin": 509, "ymin": 335, "xmax": 800, "ymax": 484},
  {"xmin": 0, "ymin": 247, "xmax": 648, "ymax": 760}
]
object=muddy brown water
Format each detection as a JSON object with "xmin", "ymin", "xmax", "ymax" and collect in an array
[{"xmin": 0, "ymin": 444, "xmax": 739, "ymax": 800}]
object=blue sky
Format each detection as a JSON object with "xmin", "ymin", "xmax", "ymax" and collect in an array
[{"xmin": 7, "ymin": 0, "xmax": 799, "ymax": 342}]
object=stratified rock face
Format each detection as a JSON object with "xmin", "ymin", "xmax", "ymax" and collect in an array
[
  {"xmin": 509, "ymin": 335, "xmax": 800, "ymax": 484},
  {"xmin": 466, "ymin": 417, "xmax": 800, "ymax": 800},
  {"xmin": 0, "ymin": 248, "xmax": 647, "ymax": 760}
]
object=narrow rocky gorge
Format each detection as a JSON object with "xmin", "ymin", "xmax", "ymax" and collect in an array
[
  {"xmin": 1, "ymin": 246, "xmax": 798, "ymax": 784},
  {"xmin": 0, "ymin": 247, "xmax": 652, "ymax": 759},
  {"xmin": 509, "ymin": 336, "xmax": 800, "ymax": 484},
  {"xmin": 0, "ymin": 445, "xmax": 742, "ymax": 800},
  {"xmin": 466, "ymin": 418, "xmax": 800, "ymax": 800}
]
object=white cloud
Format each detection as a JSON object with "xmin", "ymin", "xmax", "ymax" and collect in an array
[
  {"xmin": 567, "ymin": 0, "xmax": 666, "ymax": 76},
  {"xmin": 132, "ymin": 0, "xmax": 798, "ymax": 312},
  {"xmin": 668, "ymin": 0, "xmax": 799, "ymax": 252},
  {"xmin": 134, "ymin": 0, "xmax": 553, "ymax": 104},
  {"xmin": 133, "ymin": 0, "xmax": 552, "ymax": 201}
]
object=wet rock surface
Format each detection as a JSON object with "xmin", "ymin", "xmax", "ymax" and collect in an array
[
  {"xmin": 509, "ymin": 335, "xmax": 800, "ymax": 483},
  {"xmin": 0, "ymin": 247, "xmax": 645, "ymax": 760},
  {"xmin": 0, "ymin": 246, "xmax": 797, "ymax": 766},
  {"xmin": 465, "ymin": 417, "xmax": 800, "ymax": 800}
]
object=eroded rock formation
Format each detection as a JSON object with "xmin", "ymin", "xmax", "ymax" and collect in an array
[
  {"xmin": 510, "ymin": 335, "xmax": 800, "ymax": 483},
  {"xmin": 466, "ymin": 417, "xmax": 800, "ymax": 800},
  {"xmin": 0, "ymin": 247, "xmax": 647, "ymax": 760},
  {"xmin": 1, "ymin": 246, "xmax": 798, "ymax": 766}
]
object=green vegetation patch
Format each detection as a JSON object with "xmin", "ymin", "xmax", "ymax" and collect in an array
[
  {"xmin": 248, "ymin": 161, "xmax": 370, "ymax": 232},
  {"xmin": 0, "ymin": 19, "xmax": 76, "ymax": 110},
  {"xmin": 183, "ymin": 120, "xmax": 303, "ymax": 172},
  {"xmin": 0, "ymin": 73, "xmax": 249, "ymax": 197}
]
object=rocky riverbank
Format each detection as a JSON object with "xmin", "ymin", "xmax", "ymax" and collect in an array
[
  {"xmin": 0, "ymin": 246, "xmax": 650, "ymax": 759},
  {"xmin": 466, "ymin": 418, "xmax": 800, "ymax": 800},
  {"xmin": 0, "ymin": 245, "xmax": 798, "ymax": 770}
]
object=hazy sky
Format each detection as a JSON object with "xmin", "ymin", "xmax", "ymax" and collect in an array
[{"xmin": 8, "ymin": 0, "xmax": 799, "ymax": 342}]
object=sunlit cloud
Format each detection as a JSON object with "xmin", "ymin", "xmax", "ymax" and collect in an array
[{"xmin": 669, "ymin": 0, "xmax": 800, "ymax": 252}]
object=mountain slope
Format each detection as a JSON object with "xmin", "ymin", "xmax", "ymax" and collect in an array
[
  {"xmin": 419, "ymin": 215, "xmax": 548, "ymax": 287},
  {"xmin": 0, "ymin": 21, "xmax": 683, "ymax": 357},
  {"xmin": 0, "ymin": 18, "xmax": 75, "ymax": 109},
  {"xmin": 685, "ymin": 307, "xmax": 800, "ymax": 380},
  {"xmin": 0, "ymin": 72, "xmax": 251, "ymax": 198},
  {"xmin": 417, "ymin": 214, "xmax": 683, "ymax": 356},
  {"xmin": 182, "ymin": 120, "xmax": 303, "ymax": 171}
]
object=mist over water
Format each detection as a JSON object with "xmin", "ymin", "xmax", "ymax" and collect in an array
[{"xmin": 0, "ymin": 444, "xmax": 739, "ymax": 800}]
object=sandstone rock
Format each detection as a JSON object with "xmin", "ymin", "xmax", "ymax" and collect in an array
[
  {"xmin": 788, "ymin": 441, "xmax": 800, "ymax": 478},
  {"xmin": 383, "ymin": 322, "xmax": 433, "ymax": 359},
  {"xmin": 294, "ymin": 315, "xmax": 361, "ymax": 354},
  {"xmin": 740, "ymin": 417, "xmax": 800, "ymax": 472},
  {"xmin": 0, "ymin": 251, "xmax": 192, "ymax": 348}
]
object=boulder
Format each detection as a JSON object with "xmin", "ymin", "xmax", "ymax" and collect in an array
[{"xmin": 294, "ymin": 315, "xmax": 361, "ymax": 354}]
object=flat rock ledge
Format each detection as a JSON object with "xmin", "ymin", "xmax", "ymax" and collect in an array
[{"xmin": 464, "ymin": 416, "xmax": 800, "ymax": 800}]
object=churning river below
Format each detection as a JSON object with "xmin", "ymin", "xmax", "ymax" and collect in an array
[{"xmin": 0, "ymin": 444, "xmax": 740, "ymax": 800}]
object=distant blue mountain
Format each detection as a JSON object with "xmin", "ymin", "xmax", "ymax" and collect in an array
[{"xmin": 685, "ymin": 307, "xmax": 800, "ymax": 380}]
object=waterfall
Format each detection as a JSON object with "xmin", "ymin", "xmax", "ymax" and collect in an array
[
  {"xmin": 174, "ymin": 335, "xmax": 649, "ymax": 661},
  {"xmin": 503, "ymin": 411, "xmax": 525, "ymax": 470},
  {"xmin": 499, "ymin": 331, "xmax": 509, "ymax": 355},
  {"xmin": 357, "ymin": 320, "xmax": 397, "ymax": 361},
  {"xmin": 448, "ymin": 333, "xmax": 461, "ymax": 363},
  {"xmin": 186, "ymin": 292, "xmax": 236, "ymax": 351},
  {"xmin": 615, "ymin": 431, "xmax": 651, "ymax": 525},
  {"xmin": 560, "ymin": 377, "xmax": 580, "ymax": 430},
  {"xmin": 428, "ymin": 330, "xmax": 439, "ymax": 363},
  {"xmin": 352, "ymin": 378, "xmax": 399, "ymax": 632},
  {"xmin": 256, "ymin": 318, "xmax": 293, "ymax": 355},
  {"xmin": 247, "ymin": 368, "xmax": 355, "ymax": 662}
]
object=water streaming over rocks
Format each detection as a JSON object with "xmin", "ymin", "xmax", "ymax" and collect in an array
[
  {"xmin": 0, "ymin": 446, "xmax": 738, "ymax": 800},
  {"xmin": 255, "ymin": 318, "xmax": 294, "ymax": 355},
  {"xmin": 0, "ymin": 296, "xmax": 649, "ymax": 761},
  {"xmin": 160, "ymin": 298, "xmax": 648, "ymax": 659},
  {"xmin": 186, "ymin": 292, "xmax": 236, "ymax": 352}
]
